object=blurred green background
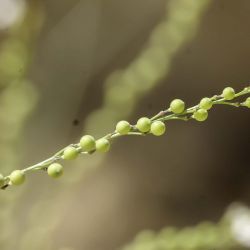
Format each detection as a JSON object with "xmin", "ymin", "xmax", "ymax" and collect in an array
[{"xmin": 0, "ymin": 0, "xmax": 250, "ymax": 249}]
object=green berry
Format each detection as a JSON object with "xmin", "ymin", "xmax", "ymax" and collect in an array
[
  {"xmin": 63, "ymin": 146, "xmax": 78, "ymax": 160},
  {"xmin": 222, "ymin": 87, "xmax": 235, "ymax": 100},
  {"xmin": 0, "ymin": 174, "xmax": 5, "ymax": 187},
  {"xmin": 193, "ymin": 109, "xmax": 208, "ymax": 122},
  {"xmin": 170, "ymin": 99, "xmax": 185, "ymax": 114},
  {"xmin": 150, "ymin": 121, "xmax": 166, "ymax": 136},
  {"xmin": 199, "ymin": 97, "xmax": 213, "ymax": 110},
  {"xmin": 47, "ymin": 163, "xmax": 63, "ymax": 178},
  {"xmin": 96, "ymin": 138, "xmax": 110, "ymax": 153},
  {"xmin": 80, "ymin": 135, "xmax": 96, "ymax": 152},
  {"xmin": 244, "ymin": 97, "xmax": 250, "ymax": 108},
  {"xmin": 10, "ymin": 170, "xmax": 25, "ymax": 185},
  {"xmin": 136, "ymin": 117, "xmax": 151, "ymax": 133},
  {"xmin": 116, "ymin": 120, "xmax": 131, "ymax": 135}
]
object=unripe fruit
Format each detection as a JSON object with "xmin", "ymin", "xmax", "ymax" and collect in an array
[
  {"xmin": 116, "ymin": 120, "xmax": 131, "ymax": 135},
  {"xmin": 244, "ymin": 97, "xmax": 250, "ymax": 108},
  {"xmin": 136, "ymin": 117, "xmax": 151, "ymax": 133},
  {"xmin": 80, "ymin": 135, "xmax": 96, "ymax": 152},
  {"xmin": 150, "ymin": 121, "xmax": 166, "ymax": 136},
  {"xmin": 96, "ymin": 138, "xmax": 110, "ymax": 153},
  {"xmin": 0, "ymin": 174, "xmax": 4, "ymax": 187},
  {"xmin": 47, "ymin": 163, "xmax": 63, "ymax": 178},
  {"xmin": 170, "ymin": 99, "xmax": 185, "ymax": 114},
  {"xmin": 10, "ymin": 170, "xmax": 25, "ymax": 185},
  {"xmin": 222, "ymin": 87, "xmax": 235, "ymax": 100},
  {"xmin": 193, "ymin": 109, "xmax": 208, "ymax": 122},
  {"xmin": 63, "ymin": 146, "xmax": 78, "ymax": 160},
  {"xmin": 199, "ymin": 97, "xmax": 213, "ymax": 110}
]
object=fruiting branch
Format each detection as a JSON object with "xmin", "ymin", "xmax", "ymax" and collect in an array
[{"xmin": 0, "ymin": 86, "xmax": 249, "ymax": 189}]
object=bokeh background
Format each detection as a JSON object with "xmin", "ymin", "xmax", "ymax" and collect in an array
[{"xmin": 0, "ymin": 0, "xmax": 250, "ymax": 249}]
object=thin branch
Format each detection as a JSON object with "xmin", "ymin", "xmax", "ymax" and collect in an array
[{"xmin": 1, "ymin": 86, "xmax": 250, "ymax": 189}]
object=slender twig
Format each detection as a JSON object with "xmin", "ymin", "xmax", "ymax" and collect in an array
[{"xmin": 1, "ymin": 86, "xmax": 250, "ymax": 189}]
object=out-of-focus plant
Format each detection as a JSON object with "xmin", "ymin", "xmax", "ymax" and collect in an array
[
  {"xmin": 229, "ymin": 203, "xmax": 250, "ymax": 248},
  {"xmin": 1, "ymin": 86, "xmax": 249, "ymax": 188},
  {"xmin": 121, "ymin": 204, "xmax": 250, "ymax": 250},
  {"xmin": 0, "ymin": 1, "xmax": 44, "ymax": 249}
]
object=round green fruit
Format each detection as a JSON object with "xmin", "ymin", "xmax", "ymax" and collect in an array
[
  {"xmin": 47, "ymin": 163, "xmax": 64, "ymax": 178},
  {"xmin": 199, "ymin": 97, "xmax": 213, "ymax": 110},
  {"xmin": 193, "ymin": 109, "xmax": 208, "ymax": 122},
  {"xmin": 10, "ymin": 170, "xmax": 25, "ymax": 185},
  {"xmin": 222, "ymin": 87, "xmax": 235, "ymax": 100},
  {"xmin": 63, "ymin": 146, "xmax": 78, "ymax": 160},
  {"xmin": 80, "ymin": 135, "xmax": 96, "ymax": 152},
  {"xmin": 170, "ymin": 99, "xmax": 185, "ymax": 114},
  {"xmin": 150, "ymin": 121, "xmax": 166, "ymax": 136},
  {"xmin": 116, "ymin": 120, "xmax": 131, "ymax": 135},
  {"xmin": 96, "ymin": 138, "xmax": 110, "ymax": 153},
  {"xmin": 136, "ymin": 117, "xmax": 151, "ymax": 133}
]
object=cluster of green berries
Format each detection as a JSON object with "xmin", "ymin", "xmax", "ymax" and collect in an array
[
  {"xmin": 63, "ymin": 135, "xmax": 111, "ymax": 160},
  {"xmin": 167, "ymin": 86, "xmax": 243, "ymax": 122},
  {"xmin": 222, "ymin": 87, "xmax": 250, "ymax": 108},
  {"xmin": 169, "ymin": 97, "xmax": 209, "ymax": 122},
  {"xmin": 1, "ymin": 135, "xmax": 112, "ymax": 185},
  {"xmin": 43, "ymin": 119, "xmax": 167, "ymax": 180},
  {"xmin": 1, "ymin": 86, "xmax": 248, "ymax": 188},
  {"xmin": 2, "ymin": 119, "xmax": 167, "ymax": 186},
  {"xmin": 135, "ymin": 118, "xmax": 166, "ymax": 136},
  {"xmin": 116, "ymin": 119, "xmax": 166, "ymax": 136},
  {"xmin": 47, "ymin": 135, "xmax": 111, "ymax": 179}
]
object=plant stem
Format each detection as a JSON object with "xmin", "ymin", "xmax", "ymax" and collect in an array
[{"xmin": 2, "ymin": 86, "xmax": 250, "ymax": 189}]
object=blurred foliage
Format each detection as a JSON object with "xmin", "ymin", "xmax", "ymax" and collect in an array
[
  {"xmin": 122, "ymin": 214, "xmax": 243, "ymax": 250},
  {"xmin": 0, "ymin": 1, "xmax": 43, "ymax": 250}
]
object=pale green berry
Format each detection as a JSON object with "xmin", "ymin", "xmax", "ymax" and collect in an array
[
  {"xmin": 170, "ymin": 99, "xmax": 185, "ymax": 114},
  {"xmin": 10, "ymin": 170, "xmax": 25, "ymax": 185},
  {"xmin": 0, "ymin": 174, "xmax": 5, "ymax": 187},
  {"xmin": 80, "ymin": 135, "xmax": 96, "ymax": 152},
  {"xmin": 47, "ymin": 163, "xmax": 63, "ymax": 178},
  {"xmin": 63, "ymin": 146, "xmax": 78, "ymax": 160},
  {"xmin": 136, "ymin": 117, "xmax": 151, "ymax": 133},
  {"xmin": 96, "ymin": 138, "xmax": 110, "ymax": 153},
  {"xmin": 222, "ymin": 87, "xmax": 235, "ymax": 100},
  {"xmin": 193, "ymin": 109, "xmax": 208, "ymax": 122},
  {"xmin": 244, "ymin": 97, "xmax": 250, "ymax": 108},
  {"xmin": 199, "ymin": 97, "xmax": 213, "ymax": 110},
  {"xmin": 150, "ymin": 121, "xmax": 166, "ymax": 136},
  {"xmin": 116, "ymin": 120, "xmax": 131, "ymax": 135}
]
